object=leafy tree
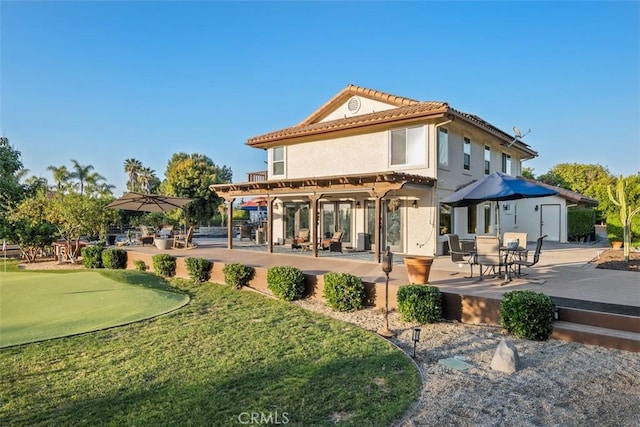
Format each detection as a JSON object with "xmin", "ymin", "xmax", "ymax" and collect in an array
[
  {"xmin": 161, "ymin": 152, "xmax": 232, "ymax": 225},
  {"xmin": 608, "ymin": 174, "xmax": 640, "ymax": 261},
  {"xmin": 521, "ymin": 167, "xmax": 535, "ymax": 179},
  {"xmin": 0, "ymin": 137, "xmax": 26, "ymax": 240},
  {"xmin": 537, "ymin": 163, "xmax": 616, "ymax": 219},
  {"xmin": 7, "ymin": 190, "xmax": 57, "ymax": 262}
]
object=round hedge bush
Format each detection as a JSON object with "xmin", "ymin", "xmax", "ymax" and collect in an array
[
  {"xmin": 102, "ymin": 248, "xmax": 127, "ymax": 269},
  {"xmin": 397, "ymin": 285, "xmax": 442, "ymax": 323},
  {"xmin": 152, "ymin": 253, "xmax": 176, "ymax": 277},
  {"xmin": 500, "ymin": 290, "xmax": 555, "ymax": 341},
  {"xmin": 323, "ymin": 272, "xmax": 365, "ymax": 312},
  {"xmin": 185, "ymin": 257, "xmax": 213, "ymax": 283},
  {"xmin": 81, "ymin": 244, "xmax": 104, "ymax": 269},
  {"xmin": 267, "ymin": 266, "xmax": 305, "ymax": 301},
  {"xmin": 222, "ymin": 263, "xmax": 254, "ymax": 289}
]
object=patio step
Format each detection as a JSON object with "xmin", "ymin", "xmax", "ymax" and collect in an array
[
  {"xmin": 550, "ymin": 299, "xmax": 640, "ymax": 352},
  {"xmin": 552, "ymin": 321, "xmax": 640, "ymax": 352}
]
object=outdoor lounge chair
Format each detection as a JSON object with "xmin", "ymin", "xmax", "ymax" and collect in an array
[
  {"xmin": 446, "ymin": 234, "xmax": 474, "ymax": 277},
  {"xmin": 321, "ymin": 231, "xmax": 343, "ymax": 252},
  {"xmin": 291, "ymin": 228, "xmax": 310, "ymax": 250},
  {"xmin": 172, "ymin": 226, "xmax": 195, "ymax": 249},
  {"xmin": 139, "ymin": 225, "xmax": 155, "ymax": 246},
  {"xmin": 512, "ymin": 235, "xmax": 546, "ymax": 277}
]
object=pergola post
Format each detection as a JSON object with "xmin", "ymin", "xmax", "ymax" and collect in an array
[{"xmin": 225, "ymin": 197, "xmax": 236, "ymax": 250}]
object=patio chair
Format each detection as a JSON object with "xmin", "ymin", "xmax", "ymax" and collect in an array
[
  {"xmin": 512, "ymin": 235, "xmax": 546, "ymax": 277},
  {"xmin": 139, "ymin": 225, "xmax": 155, "ymax": 246},
  {"xmin": 173, "ymin": 226, "xmax": 195, "ymax": 249},
  {"xmin": 473, "ymin": 235, "xmax": 509, "ymax": 282},
  {"xmin": 321, "ymin": 231, "xmax": 343, "ymax": 252},
  {"xmin": 291, "ymin": 228, "xmax": 310, "ymax": 250},
  {"xmin": 240, "ymin": 224, "xmax": 253, "ymax": 241},
  {"xmin": 446, "ymin": 234, "xmax": 474, "ymax": 277}
]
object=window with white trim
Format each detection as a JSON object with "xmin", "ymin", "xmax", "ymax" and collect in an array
[
  {"xmin": 438, "ymin": 128, "xmax": 449, "ymax": 167},
  {"xmin": 463, "ymin": 137, "xmax": 471, "ymax": 170},
  {"xmin": 484, "ymin": 146, "xmax": 491, "ymax": 175},
  {"xmin": 501, "ymin": 153, "xmax": 511, "ymax": 174},
  {"xmin": 390, "ymin": 126, "xmax": 425, "ymax": 166},
  {"xmin": 272, "ymin": 146, "xmax": 285, "ymax": 176}
]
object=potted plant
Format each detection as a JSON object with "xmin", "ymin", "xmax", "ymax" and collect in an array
[
  {"xmin": 403, "ymin": 256, "xmax": 434, "ymax": 284},
  {"xmin": 606, "ymin": 214, "xmax": 624, "ymax": 249}
]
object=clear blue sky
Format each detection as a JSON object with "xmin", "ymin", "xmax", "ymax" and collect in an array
[{"xmin": 2, "ymin": 1, "xmax": 638, "ymax": 194}]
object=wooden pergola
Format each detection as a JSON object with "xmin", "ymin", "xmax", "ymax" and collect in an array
[{"xmin": 210, "ymin": 171, "xmax": 436, "ymax": 263}]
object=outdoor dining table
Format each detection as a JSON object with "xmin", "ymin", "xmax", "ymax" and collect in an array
[{"xmin": 499, "ymin": 246, "xmax": 528, "ymax": 283}]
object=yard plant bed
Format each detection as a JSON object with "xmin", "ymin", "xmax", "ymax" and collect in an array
[
  {"xmin": 0, "ymin": 274, "xmax": 420, "ymax": 426},
  {"xmin": 591, "ymin": 249, "xmax": 640, "ymax": 272}
]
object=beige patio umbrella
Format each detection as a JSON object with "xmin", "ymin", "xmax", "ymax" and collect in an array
[{"xmin": 106, "ymin": 192, "xmax": 193, "ymax": 213}]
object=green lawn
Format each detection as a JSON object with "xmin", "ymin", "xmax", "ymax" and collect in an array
[
  {"xmin": 0, "ymin": 272, "xmax": 421, "ymax": 426},
  {"xmin": 0, "ymin": 270, "xmax": 189, "ymax": 347}
]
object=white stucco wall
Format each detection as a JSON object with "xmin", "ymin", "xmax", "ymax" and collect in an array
[{"xmin": 321, "ymin": 96, "xmax": 398, "ymax": 122}]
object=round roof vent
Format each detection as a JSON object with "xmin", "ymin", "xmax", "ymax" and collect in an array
[{"xmin": 347, "ymin": 96, "xmax": 361, "ymax": 114}]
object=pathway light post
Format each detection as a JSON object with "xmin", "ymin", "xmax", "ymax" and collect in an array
[
  {"xmin": 377, "ymin": 246, "xmax": 395, "ymax": 338},
  {"xmin": 412, "ymin": 328, "xmax": 421, "ymax": 358}
]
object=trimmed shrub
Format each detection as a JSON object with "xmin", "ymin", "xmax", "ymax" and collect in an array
[
  {"xmin": 152, "ymin": 254, "xmax": 176, "ymax": 277},
  {"xmin": 500, "ymin": 290, "xmax": 554, "ymax": 341},
  {"xmin": 397, "ymin": 285, "xmax": 442, "ymax": 323},
  {"xmin": 102, "ymin": 248, "xmax": 127, "ymax": 269},
  {"xmin": 267, "ymin": 266, "xmax": 305, "ymax": 301},
  {"xmin": 185, "ymin": 257, "xmax": 213, "ymax": 283},
  {"xmin": 81, "ymin": 244, "xmax": 104, "ymax": 269},
  {"xmin": 323, "ymin": 272, "xmax": 365, "ymax": 312},
  {"xmin": 567, "ymin": 208, "xmax": 595, "ymax": 241},
  {"xmin": 134, "ymin": 260, "xmax": 147, "ymax": 272},
  {"xmin": 222, "ymin": 263, "xmax": 254, "ymax": 289}
]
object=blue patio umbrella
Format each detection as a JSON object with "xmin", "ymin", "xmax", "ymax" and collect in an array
[{"xmin": 441, "ymin": 172, "xmax": 557, "ymax": 235}]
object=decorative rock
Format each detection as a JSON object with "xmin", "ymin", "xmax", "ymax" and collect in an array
[{"xmin": 491, "ymin": 338, "xmax": 521, "ymax": 373}]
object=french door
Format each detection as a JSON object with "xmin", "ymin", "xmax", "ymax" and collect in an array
[{"xmin": 320, "ymin": 202, "xmax": 352, "ymax": 244}]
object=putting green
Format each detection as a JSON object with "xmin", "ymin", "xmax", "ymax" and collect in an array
[{"xmin": 0, "ymin": 271, "xmax": 189, "ymax": 348}]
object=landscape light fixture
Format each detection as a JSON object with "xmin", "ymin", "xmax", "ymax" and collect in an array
[
  {"xmin": 377, "ymin": 247, "xmax": 395, "ymax": 339},
  {"xmin": 412, "ymin": 328, "xmax": 421, "ymax": 358}
]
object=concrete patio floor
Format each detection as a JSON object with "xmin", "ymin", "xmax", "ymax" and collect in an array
[{"xmin": 125, "ymin": 237, "xmax": 639, "ymax": 314}]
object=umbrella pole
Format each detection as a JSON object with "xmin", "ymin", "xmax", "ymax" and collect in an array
[{"xmin": 495, "ymin": 202, "xmax": 501, "ymax": 238}]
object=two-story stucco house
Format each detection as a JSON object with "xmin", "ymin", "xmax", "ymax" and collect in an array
[{"xmin": 212, "ymin": 84, "xmax": 545, "ymax": 261}]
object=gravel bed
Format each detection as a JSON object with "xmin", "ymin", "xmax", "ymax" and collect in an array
[{"xmin": 293, "ymin": 299, "xmax": 640, "ymax": 427}]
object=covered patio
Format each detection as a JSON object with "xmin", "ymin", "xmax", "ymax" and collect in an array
[{"xmin": 210, "ymin": 171, "xmax": 436, "ymax": 263}]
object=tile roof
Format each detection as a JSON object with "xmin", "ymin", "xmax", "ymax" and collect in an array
[
  {"xmin": 246, "ymin": 84, "xmax": 537, "ymax": 157},
  {"xmin": 522, "ymin": 177, "xmax": 599, "ymax": 205},
  {"xmin": 247, "ymin": 101, "xmax": 448, "ymax": 146}
]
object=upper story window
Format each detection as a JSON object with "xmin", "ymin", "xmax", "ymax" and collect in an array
[
  {"xmin": 438, "ymin": 128, "xmax": 449, "ymax": 167},
  {"xmin": 484, "ymin": 146, "xmax": 491, "ymax": 175},
  {"xmin": 463, "ymin": 137, "xmax": 471, "ymax": 171},
  {"xmin": 272, "ymin": 146, "xmax": 285, "ymax": 176},
  {"xmin": 501, "ymin": 153, "xmax": 511, "ymax": 174},
  {"xmin": 390, "ymin": 126, "xmax": 425, "ymax": 166}
]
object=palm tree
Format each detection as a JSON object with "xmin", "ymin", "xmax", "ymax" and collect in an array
[
  {"xmin": 138, "ymin": 166, "xmax": 156, "ymax": 193},
  {"xmin": 84, "ymin": 171, "xmax": 108, "ymax": 197},
  {"xmin": 124, "ymin": 158, "xmax": 143, "ymax": 192},
  {"xmin": 47, "ymin": 165, "xmax": 70, "ymax": 192},
  {"xmin": 69, "ymin": 160, "xmax": 95, "ymax": 196}
]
